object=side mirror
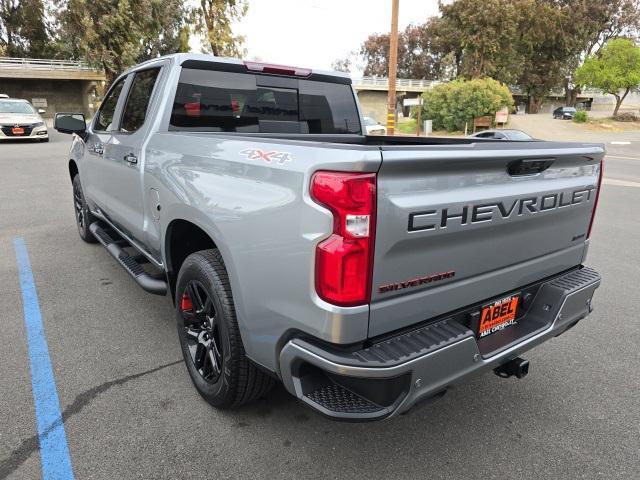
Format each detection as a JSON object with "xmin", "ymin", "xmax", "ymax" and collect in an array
[
  {"xmin": 54, "ymin": 113, "xmax": 86, "ymax": 135},
  {"xmin": 38, "ymin": 108, "xmax": 46, "ymax": 114}
]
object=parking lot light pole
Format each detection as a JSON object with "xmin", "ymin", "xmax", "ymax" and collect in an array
[{"xmin": 387, "ymin": 0, "xmax": 399, "ymax": 135}]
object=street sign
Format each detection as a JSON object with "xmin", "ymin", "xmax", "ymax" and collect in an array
[
  {"xmin": 495, "ymin": 107, "xmax": 509, "ymax": 124},
  {"xmin": 32, "ymin": 98, "xmax": 48, "ymax": 108},
  {"xmin": 403, "ymin": 97, "xmax": 423, "ymax": 107}
]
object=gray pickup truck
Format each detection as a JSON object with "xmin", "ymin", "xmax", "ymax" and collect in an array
[{"xmin": 55, "ymin": 54, "xmax": 603, "ymax": 421}]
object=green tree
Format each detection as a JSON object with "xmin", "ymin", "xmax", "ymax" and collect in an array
[
  {"xmin": 137, "ymin": 0, "xmax": 193, "ymax": 62},
  {"xmin": 514, "ymin": 0, "xmax": 582, "ymax": 113},
  {"xmin": 561, "ymin": 0, "xmax": 640, "ymax": 106},
  {"xmin": 436, "ymin": 0, "xmax": 522, "ymax": 84},
  {"xmin": 421, "ymin": 77, "xmax": 513, "ymax": 132},
  {"xmin": 57, "ymin": 0, "xmax": 146, "ymax": 84},
  {"xmin": 57, "ymin": 0, "xmax": 194, "ymax": 85},
  {"xmin": 358, "ymin": 20, "xmax": 453, "ymax": 80},
  {"xmin": 0, "ymin": 0, "xmax": 53, "ymax": 57},
  {"xmin": 575, "ymin": 38, "xmax": 640, "ymax": 116},
  {"xmin": 198, "ymin": 0, "xmax": 247, "ymax": 57}
]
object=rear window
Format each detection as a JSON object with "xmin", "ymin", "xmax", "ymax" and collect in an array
[{"xmin": 170, "ymin": 69, "xmax": 361, "ymax": 134}]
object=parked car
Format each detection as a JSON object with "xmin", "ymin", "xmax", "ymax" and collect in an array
[
  {"xmin": 0, "ymin": 94, "xmax": 9, "ymax": 98},
  {"xmin": 553, "ymin": 106, "xmax": 577, "ymax": 120},
  {"xmin": 363, "ymin": 116, "xmax": 387, "ymax": 135},
  {"xmin": 0, "ymin": 98, "xmax": 48, "ymax": 141},
  {"xmin": 469, "ymin": 129, "xmax": 535, "ymax": 140},
  {"xmin": 55, "ymin": 54, "xmax": 603, "ymax": 421}
]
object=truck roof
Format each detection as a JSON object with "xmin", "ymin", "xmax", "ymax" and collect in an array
[{"xmin": 126, "ymin": 53, "xmax": 351, "ymax": 84}]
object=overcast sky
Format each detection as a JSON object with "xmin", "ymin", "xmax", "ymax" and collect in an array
[{"xmin": 228, "ymin": 0, "xmax": 441, "ymax": 74}]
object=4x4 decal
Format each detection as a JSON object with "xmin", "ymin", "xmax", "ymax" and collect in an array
[{"xmin": 240, "ymin": 148, "xmax": 293, "ymax": 165}]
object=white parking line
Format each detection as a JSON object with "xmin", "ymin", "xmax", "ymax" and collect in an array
[
  {"xmin": 603, "ymin": 178, "xmax": 640, "ymax": 188},
  {"xmin": 610, "ymin": 141, "xmax": 631, "ymax": 145},
  {"xmin": 606, "ymin": 155, "xmax": 640, "ymax": 161}
]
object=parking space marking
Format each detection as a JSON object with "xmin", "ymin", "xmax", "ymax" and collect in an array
[
  {"xmin": 14, "ymin": 238, "xmax": 75, "ymax": 480},
  {"xmin": 606, "ymin": 155, "xmax": 640, "ymax": 161},
  {"xmin": 603, "ymin": 178, "xmax": 640, "ymax": 188}
]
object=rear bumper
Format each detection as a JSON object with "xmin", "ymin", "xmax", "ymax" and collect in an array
[{"xmin": 279, "ymin": 266, "xmax": 601, "ymax": 421}]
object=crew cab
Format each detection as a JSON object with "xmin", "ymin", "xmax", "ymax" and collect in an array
[{"xmin": 55, "ymin": 54, "xmax": 603, "ymax": 421}]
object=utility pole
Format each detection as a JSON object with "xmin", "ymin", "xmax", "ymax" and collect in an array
[{"xmin": 387, "ymin": 0, "xmax": 399, "ymax": 135}]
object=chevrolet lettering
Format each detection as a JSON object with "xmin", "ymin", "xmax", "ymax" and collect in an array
[{"xmin": 409, "ymin": 186, "xmax": 596, "ymax": 232}]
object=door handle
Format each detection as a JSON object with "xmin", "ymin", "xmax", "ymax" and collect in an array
[
  {"xmin": 124, "ymin": 153, "xmax": 138, "ymax": 165},
  {"xmin": 93, "ymin": 143, "xmax": 104, "ymax": 155}
]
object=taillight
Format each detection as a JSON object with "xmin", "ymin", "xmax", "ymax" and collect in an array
[
  {"xmin": 587, "ymin": 158, "xmax": 604, "ymax": 238},
  {"xmin": 311, "ymin": 171, "xmax": 376, "ymax": 306},
  {"xmin": 184, "ymin": 101, "xmax": 201, "ymax": 117}
]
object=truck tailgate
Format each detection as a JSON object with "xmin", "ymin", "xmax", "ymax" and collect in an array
[{"xmin": 370, "ymin": 141, "xmax": 604, "ymax": 337}]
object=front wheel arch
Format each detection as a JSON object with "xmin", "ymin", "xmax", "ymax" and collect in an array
[{"xmin": 69, "ymin": 159, "xmax": 79, "ymax": 183}]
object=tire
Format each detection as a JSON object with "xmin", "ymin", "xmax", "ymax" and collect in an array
[
  {"xmin": 72, "ymin": 174, "xmax": 97, "ymax": 243},
  {"xmin": 40, "ymin": 137, "xmax": 49, "ymax": 142},
  {"xmin": 176, "ymin": 249, "xmax": 274, "ymax": 408}
]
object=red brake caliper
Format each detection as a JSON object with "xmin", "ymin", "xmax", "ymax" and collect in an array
[{"xmin": 180, "ymin": 291, "xmax": 193, "ymax": 311}]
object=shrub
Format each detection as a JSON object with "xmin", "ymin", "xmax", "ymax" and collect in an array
[
  {"xmin": 573, "ymin": 110, "xmax": 588, "ymax": 123},
  {"xmin": 420, "ymin": 78, "xmax": 513, "ymax": 132},
  {"xmin": 613, "ymin": 111, "xmax": 639, "ymax": 122}
]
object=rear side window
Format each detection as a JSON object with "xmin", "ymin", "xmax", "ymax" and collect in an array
[
  {"xmin": 95, "ymin": 79, "xmax": 126, "ymax": 131},
  {"xmin": 120, "ymin": 68, "xmax": 161, "ymax": 133},
  {"xmin": 170, "ymin": 69, "xmax": 361, "ymax": 134}
]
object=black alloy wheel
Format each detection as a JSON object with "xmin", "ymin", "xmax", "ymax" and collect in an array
[
  {"xmin": 180, "ymin": 280, "xmax": 224, "ymax": 383},
  {"xmin": 73, "ymin": 178, "xmax": 86, "ymax": 232},
  {"xmin": 175, "ymin": 250, "xmax": 275, "ymax": 408},
  {"xmin": 72, "ymin": 174, "xmax": 97, "ymax": 243}
]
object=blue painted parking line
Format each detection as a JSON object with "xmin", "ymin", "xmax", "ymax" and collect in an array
[{"xmin": 14, "ymin": 238, "xmax": 75, "ymax": 480}]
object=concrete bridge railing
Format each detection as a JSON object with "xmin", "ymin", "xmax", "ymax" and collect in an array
[
  {"xmin": 353, "ymin": 76, "xmax": 440, "ymax": 92},
  {"xmin": 0, "ymin": 57, "xmax": 96, "ymax": 71},
  {"xmin": 0, "ymin": 57, "xmax": 105, "ymax": 81},
  {"xmin": 354, "ymin": 76, "xmax": 609, "ymax": 99}
]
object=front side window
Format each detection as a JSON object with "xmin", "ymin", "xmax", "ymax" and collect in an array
[
  {"xmin": 95, "ymin": 79, "xmax": 126, "ymax": 131},
  {"xmin": 120, "ymin": 68, "xmax": 161, "ymax": 133},
  {"xmin": 170, "ymin": 69, "xmax": 361, "ymax": 134}
]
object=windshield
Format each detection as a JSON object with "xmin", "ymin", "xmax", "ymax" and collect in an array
[
  {"xmin": 564, "ymin": 107, "xmax": 577, "ymax": 113},
  {"xmin": 506, "ymin": 130, "xmax": 532, "ymax": 140},
  {"xmin": 0, "ymin": 101, "xmax": 36, "ymax": 114},
  {"xmin": 363, "ymin": 117, "xmax": 378, "ymax": 126}
]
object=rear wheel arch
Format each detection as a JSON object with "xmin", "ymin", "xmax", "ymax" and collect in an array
[{"xmin": 164, "ymin": 219, "xmax": 221, "ymax": 302}]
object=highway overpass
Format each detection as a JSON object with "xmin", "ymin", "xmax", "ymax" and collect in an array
[{"xmin": 0, "ymin": 57, "xmax": 106, "ymax": 117}]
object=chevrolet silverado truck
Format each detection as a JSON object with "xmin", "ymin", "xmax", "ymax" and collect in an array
[{"xmin": 54, "ymin": 54, "xmax": 603, "ymax": 421}]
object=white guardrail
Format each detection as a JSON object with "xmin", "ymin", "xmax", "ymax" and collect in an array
[
  {"xmin": 353, "ymin": 77, "xmax": 440, "ymax": 89},
  {"xmin": 0, "ymin": 57, "xmax": 96, "ymax": 72},
  {"xmin": 354, "ymin": 76, "xmax": 605, "ymax": 97}
]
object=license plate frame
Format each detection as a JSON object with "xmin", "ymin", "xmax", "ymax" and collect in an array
[
  {"xmin": 477, "ymin": 293, "xmax": 520, "ymax": 339},
  {"xmin": 11, "ymin": 127, "xmax": 25, "ymax": 135}
]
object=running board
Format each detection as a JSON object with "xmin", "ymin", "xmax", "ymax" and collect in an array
[{"xmin": 89, "ymin": 222, "xmax": 167, "ymax": 296}]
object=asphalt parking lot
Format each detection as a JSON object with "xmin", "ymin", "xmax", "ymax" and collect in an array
[{"xmin": 1, "ymin": 127, "xmax": 639, "ymax": 480}]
